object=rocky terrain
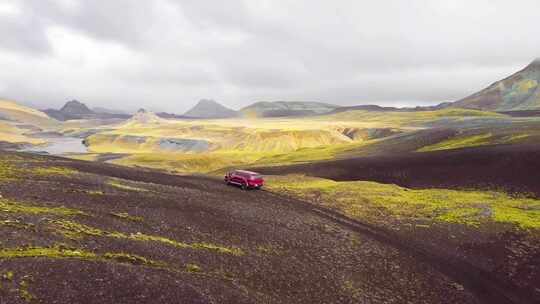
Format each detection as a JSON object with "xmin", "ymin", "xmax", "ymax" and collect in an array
[{"xmin": 0, "ymin": 151, "xmax": 506, "ymax": 304}]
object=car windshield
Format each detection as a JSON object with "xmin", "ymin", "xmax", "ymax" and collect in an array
[{"xmin": 249, "ymin": 175, "xmax": 262, "ymax": 180}]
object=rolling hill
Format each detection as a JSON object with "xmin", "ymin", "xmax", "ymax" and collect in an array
[
  {"xmin": 0, "ymin": 100, "xmax": 58, "ymax": 146},
  {"xmin": 183, "ymin": 99, "xmax": 238, "ymax": 118},
  {"xmin": 0, "ymin": 100, "xmax": 55, "ymax": 127},
  {"xmin": 240, "ymin": 101, "xmax": 338, "ymax": 118},
  {"xmin": 453, "ymin": 58, "xmax": 540, "ymax": 111}
]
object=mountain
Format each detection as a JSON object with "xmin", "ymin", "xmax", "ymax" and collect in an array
[
  {"xmin": 240, "ymin": 101, "xmax": 338, "ymax": 118},
  {"xmin": 44, "ymin": 100, "xmax": 131, "ymax": 121},
  {"xmin": 92, "ymin": 106, "xmax": 129, "ymax": 115},
  {"xmin": 124, "ymin": 108, "xmax": 166, "ymax": 126},
  {"xmin": 183, "ymin": 99, "xmax": 238, "ymax": 118},
  {"xmin": 327, "ymin": 102, "xmax": 453, "ymax": 114},
  {"xmin": 452, "ymin": 58, "xmax": 540, "ymax": 111}
]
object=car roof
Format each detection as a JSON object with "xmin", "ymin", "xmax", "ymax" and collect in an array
[{"xmin": 234, "ymin": 170, "xmax": 260, "ymax": 175}]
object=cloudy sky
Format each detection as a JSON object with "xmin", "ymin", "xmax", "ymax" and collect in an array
[{"xmin": 0, "ymin": 0, "xmax": 539, "ymax": 113}]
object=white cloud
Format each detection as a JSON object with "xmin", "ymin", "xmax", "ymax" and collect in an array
[
  {"xmin": 0, "ymin": 1, "xmax": 21, "ymax": 16},
  {"xmin": 0, "ymin": 0, "xmax": 539, "ymax": 112}
]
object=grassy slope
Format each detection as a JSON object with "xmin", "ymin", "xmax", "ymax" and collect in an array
[
  {"xmin": 0, "ymin": 100, "xmax": 57, "ymax": 129},
  {"xmin": 266, "ymin": 175, "xmax": 540, "ymax": 229},
  {"xmin": 0, "ymin": 100, "xmax": 58, "ymax": 145}
]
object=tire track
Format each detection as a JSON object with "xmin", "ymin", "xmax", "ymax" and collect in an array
[{"xmin": 260, "ymin": 189, "xmax": 537, "ymax": 304}]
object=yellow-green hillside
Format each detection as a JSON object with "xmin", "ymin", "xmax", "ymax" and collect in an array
[
  {"xmin": 0, "ymin": 100, "xmax": 57, "ymax": 128},
  {"xmin": 77, "ymin": 108, "xmax": 519, "ymax": 173},
  {"xmin": 266, "ymin": 175, "xmax": 540, "ymax": 229}
]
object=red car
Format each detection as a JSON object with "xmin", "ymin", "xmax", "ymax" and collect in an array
[{"xmin": 225, "ymin": 170, "xmax": 264, "ymax": 190}]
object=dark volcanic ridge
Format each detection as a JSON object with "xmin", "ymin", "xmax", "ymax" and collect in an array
[{"xmin": 44, "ymin": 100, "xmax": 131, "ymax": 121}]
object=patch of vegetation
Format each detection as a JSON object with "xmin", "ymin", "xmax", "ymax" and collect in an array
[
  {"xmin": 0, "ymin": 219, "xmax": 35, "ymax": 230},
  {"xmin": 0, "ymin": 246, "xmax": 166, "ymax": 269},
  {"xmin": 417, "ymin": 131, "xmax": 534, "ymax": 152},
  {"xmin": 418, "ymin": 133, "xmax": 494, "ymax": 152},
  {"xmin": 186, "ymin": 263, "xmax": 201, "ymax": 273},
  {"xmin": 32, "ymin": 167, "xmax": 77, "ymax": 177},
  {"xmin": 49, "ymin": 219, "xmax": 244, "ymax": 255},
  {"xmin": 103, "ymin": 252, "xmax": 162, "ymax": 266},
  {"xmin": 0, "ymin": 198, "xmax": 84, "ymax": 216},
  {"xmin": 111, "ymin": 212, "xmax": 144, "ymax": 222},
  {"xmin": 2, "ymin": 271, "xmax": 14, "ymax": 281},
  {"xmin": 87, "ymin": 190, "xmax": 104, "ymax": 195},
  {"xmin": 0, "ymin": 246, "xmax": 97, "ymax": 260},
  {"xmin": 108, "ymin": 180, "xmax": 148, "ymax": 192},
  {"xmin": 0, "ymin": 159, "xmax": 18, "ymax": 180},
  {"xmin": 267, "ymin": 175, "xmax": 540, "ymax": 229}
]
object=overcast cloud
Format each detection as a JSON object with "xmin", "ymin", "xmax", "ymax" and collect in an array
[{"xmin": 0, "ymin": 0, "xmax": 539, "ymax": 112}]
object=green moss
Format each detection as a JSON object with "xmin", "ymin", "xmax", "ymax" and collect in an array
[
  {"xmin": 266, "ymin": 175, "xmax": 540, "ymax": 229},
  {"xmin": 49, "ymin": 219, "xmax": 107, "ymax": 239},
  {"xmin": 2, "ymin": 271, "xmax": 14, "ymax": 281},
  {"xmin": 0, "ymin": 246, "xmax": 97, "ymax": 260},
  {"xmin": 0, "ymin": 199, "xmax": 85, "ymax": 216},
  {"xmin": 418, "ymin": 133, "xmax": 493, "ymax": 152},
  {"xmin": 186, "ymin": 263, "xmax": 201, "ymax": 273},
  {"xmin": 50, "ymin": 219, "xmax": 244, "ymax": 255},
  {"xmin": 108, "ymin": 180, "xmax": 148, "ymax": 192},
  {"xmin": 111, "ymin": 212, "xmax": 144, "ymax": 222},
  {"xmin": 0, "ymin": 246, "xmax": 167, "ymax": 270},
  {"xmin": 493, "ymin": 205, "xmax": 540, "ymax": 229},
  {"xmin": 32, "ymin": 167, "xmax": 76, "ymax": 177},
  {"xmin": 103, "ymin": 252, "xmax": 162, "ymax": 266},
  {"xmin": 0, "ymin": 159, "xmax": 18, "ymax": 180},
  {"xmin": 0, "ymin": 219, "xmax": 35, "ymax": 230},
  {"xmin": 87, "ymin": 190, "xmax": 104, "ymax": 195}
]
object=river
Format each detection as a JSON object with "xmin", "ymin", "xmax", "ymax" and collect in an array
[{"xmin": 22, "ymin": 136, "xmax": 88, "ymax": 155}]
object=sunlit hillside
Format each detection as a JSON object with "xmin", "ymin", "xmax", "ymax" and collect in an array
[
  {"xmin": 0, "ymin": 100, "xmax": 57, "ymax": 128},
  {"xmin": 0, "ymin": 100, "xmax": 59, "ymax": 146},
  {"xmin": 70, "ymin": 107, "xmax": 539, "ymax": 174}
]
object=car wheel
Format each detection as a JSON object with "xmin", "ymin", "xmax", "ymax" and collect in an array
[{"xmin": 241, "ymin": 183, "xmax": 247, "ymax": 190}]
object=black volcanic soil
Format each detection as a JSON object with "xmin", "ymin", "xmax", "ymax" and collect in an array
[
  {"xmin": 254, "ymin": 143, "xmax": 540, "ymax": 302},
  {"xmin": 255, "ymin": 144, "xmax": 540, "ymax": 197},
  {"xmin": 0, "ymin": 151, "xmax": 537, "ymax": 303}
]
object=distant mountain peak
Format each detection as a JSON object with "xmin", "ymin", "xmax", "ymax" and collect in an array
[
  {"xmin": 184, "ymin": 99, "xmax": 237, "ymax": 118},
  {"xmin": 128, "ymin": 109, "xmax": 163, "ymax": 124},
  {"xmin": 198, "ymin": 99, "xmax": 220, "ymax": 106},
  {"xmin": 60, "ymin": 100, "xmax": 93, "ymax": 115},
  {"xmin": 44, "ymin": 100, "xmax": 130, "ymax": 121}
]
